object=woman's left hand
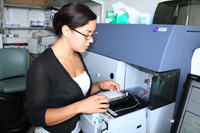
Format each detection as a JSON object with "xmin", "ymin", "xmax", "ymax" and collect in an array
[{"xmin": 99, "ymin": 80, "xmax": 120, "ymax": 92}]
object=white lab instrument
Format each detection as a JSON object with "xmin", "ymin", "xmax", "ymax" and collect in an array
[
  {"xmin": 28, "ymin": 35, "xmax": 57, "ymax": 54},
  {"xmin": 28, "ymin": 38, "xmax": 45, "ymax": 54},
  {"xmin": 81, "ymin": 90, "xmax": 147, "ymax": 133},
  {"xmin": 81, "ymin": 51, "xmax": 176, "ymax": 133},
  {"xmin": 81, "ymin": 51, "xmax": 126, "ymax": 90},
  {"xmin": 38, "ymin": 35, "xmax": 57, "ymax": 46},
  {"xmin": 80, "ymin": 23, "xmax": 200, "ymax": 133}
]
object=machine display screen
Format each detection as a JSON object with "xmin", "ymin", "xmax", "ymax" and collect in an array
[
  {"xmin": 179, "ymin": 111, "xmax": 200, "ymax": 132},
  {"xmin": 171, "ymin": 74, "xmax": 200, "ymax": 133}
]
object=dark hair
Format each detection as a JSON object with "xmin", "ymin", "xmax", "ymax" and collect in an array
[{"xmin": 53, "ymin": 2, "xmax": 97, "ymax": 37}]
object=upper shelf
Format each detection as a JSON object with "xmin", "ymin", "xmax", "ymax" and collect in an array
[
  {"xmin": 4, "ymin": 3, "xmax": 42, "ymax": 9},
  {"xmin": 4, "ymin": 0, "xmax": 96, "ymax": 9},
  {"xmin": 4, "ymin": 27, "xmax": 53, "ymax": 30},
  {"xmin": 41, "ymin": 0, "xmax": 93, "ymax": 9}
]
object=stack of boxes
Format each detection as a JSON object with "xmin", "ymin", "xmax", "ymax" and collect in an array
[{"xmin": 5, "ymin": 0, "xmax": 56, "ymax": 6}]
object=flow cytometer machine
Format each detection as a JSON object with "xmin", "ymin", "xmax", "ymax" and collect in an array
[{"xmin": 80, "ymin": 24, "xmax": 200, "ymax": 133}]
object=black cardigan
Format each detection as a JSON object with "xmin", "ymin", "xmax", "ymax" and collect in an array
[{"xmin": 26, "ymin": 48, "xmax": 92, "ymax": 133}]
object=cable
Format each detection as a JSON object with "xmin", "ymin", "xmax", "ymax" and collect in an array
[{"xmin": 114, "ymin": 91, "xmax": 140, "ymax": 113}]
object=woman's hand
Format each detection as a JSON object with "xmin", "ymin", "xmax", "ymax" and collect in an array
[
  {"xmin": 77, "ymin": 95, "xmax": 109, "ymax": 114},
  {"xmin": 99, "ymin": 80, "xmax": 121, "ymax": 92},
  {"xmin": 91, "ymin": 80, "xmax": 121, "ymax": 95}
]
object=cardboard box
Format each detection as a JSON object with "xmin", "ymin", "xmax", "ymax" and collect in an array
[
  {"xmin": 19, "ymin": 0, "xmax": 33, "ymax": 6},
  {"xmin": 5, "ymin": 0, "xmax": 20, "ymax": 5},
  {"xmin": 34, "ymin": 0, "xmax": 45, "ymax": 6}
]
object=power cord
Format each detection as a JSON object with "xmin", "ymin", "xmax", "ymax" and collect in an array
[{"xmin": 114, "ymin": 91, "xmax": 140, "ymax": 113}]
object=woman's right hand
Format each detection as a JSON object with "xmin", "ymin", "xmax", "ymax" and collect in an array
[{"xmin": 78, "ymin": 95, "xmax": 109, "ymax": 114}]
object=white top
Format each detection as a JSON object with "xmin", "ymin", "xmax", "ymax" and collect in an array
[
  {"xmin": 73, "ymin": 71, "xmax": 90, "ymax": 96},
  {"xmin": 34, "ymin": 71, "xmax": 90, "ymax": 133}
]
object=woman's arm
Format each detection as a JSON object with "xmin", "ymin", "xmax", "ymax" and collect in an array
[
  {"xmin": 45, "ymin": 95, "xmax": 109, "ymax": 126},
  {"xmin": 45, "ymin": 80, "xmax": 120, "ymax": 126},
  {"xmin": 91, "ymin": 80, "xmax": 121, "ymax": 95}
]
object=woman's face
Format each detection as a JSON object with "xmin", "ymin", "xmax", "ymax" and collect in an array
[{"xmin": 69, "ymin": 20, "xmax": 96, "ymax": 53}]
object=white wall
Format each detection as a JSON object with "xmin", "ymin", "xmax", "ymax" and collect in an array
[{"xmin": 85, "ymin": 1, "xmax": 102, "ymax": 23}]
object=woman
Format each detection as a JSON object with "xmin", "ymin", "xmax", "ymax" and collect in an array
[{"xmin": 26, "ymin": 2, "xmax": 120, "ymax": 133}]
